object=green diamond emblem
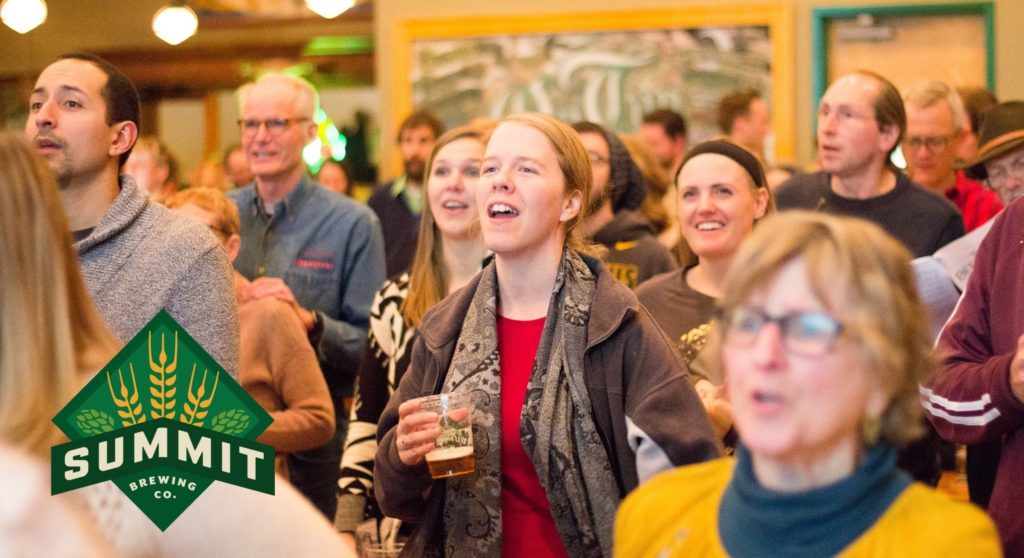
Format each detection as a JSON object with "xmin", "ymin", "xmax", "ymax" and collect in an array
[{"xmin": 51, "ymin": 310, "xmax": 275, "ymax": 530}]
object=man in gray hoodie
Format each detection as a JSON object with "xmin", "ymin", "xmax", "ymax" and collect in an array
[{"xmin": 25, "ymin": 52, "xmax": 239, "ymax": 376}]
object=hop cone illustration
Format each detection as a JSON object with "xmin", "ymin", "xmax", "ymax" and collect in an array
[
  {"xmin": 75, "ymin": 409, "xmax": 116, "ymax": 436},
  {"xmin": 210, "ymin": 409, "xmax": 251, "ymax": 435}
]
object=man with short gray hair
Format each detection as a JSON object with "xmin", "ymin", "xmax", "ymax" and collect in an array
[
  {"xmin": 229, "ymin": 72, "xmax": 386, "ymax": 519},
  {"xmin": 902, "ymin": 81, "xmax": 1002, "ymax": 231}
]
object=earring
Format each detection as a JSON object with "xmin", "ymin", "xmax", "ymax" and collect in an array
[{"xmin": 862, "ymin": 415, "xmax": 882, "ymax": 446}]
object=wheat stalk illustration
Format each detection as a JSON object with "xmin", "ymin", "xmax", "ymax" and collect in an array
[
  {"xmin": 107, "ymin": 365, "xmax": 146, "ymax": 426},
  {"xmin": 180, "ymin": 364, "xmax": 219, "ymax": 427},
  {"xmin": 148, "ymin": 330, "xmax": 178, "ymax": 420}
]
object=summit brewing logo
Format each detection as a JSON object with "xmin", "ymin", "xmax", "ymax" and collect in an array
[{"xmin": 51, "ymin": 311, "xmax": 275, "ymax": 530}]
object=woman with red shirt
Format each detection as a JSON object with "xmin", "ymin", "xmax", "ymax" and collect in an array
[{"xmin": 374, "ymin": 113, "xmax": 719, "ymax": 557}]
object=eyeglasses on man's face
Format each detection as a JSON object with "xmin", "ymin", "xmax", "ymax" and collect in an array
[
  {"xmin": 904, "ymin": 134, "xmax": 955, "ymax": 154},
  {"xmin": 719, "ymin": 306, "xmax": 844, "ymax": 357},
  {"xmin": 238, "ymin": 117, "xmax": 309, "ymax": 136}
]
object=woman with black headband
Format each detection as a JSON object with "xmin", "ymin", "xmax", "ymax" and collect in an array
[{"xmin": 637, "ymin": 140, "xmax": 774, "ymax": 438}]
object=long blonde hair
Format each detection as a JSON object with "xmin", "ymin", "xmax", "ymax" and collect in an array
[
  {"xmin": 402, "ymin": 124, "xmax": 491, "ymax": 327},
  {"xmin": 0, "ymin": 133, "xmax": 119, "ymax": 455}
]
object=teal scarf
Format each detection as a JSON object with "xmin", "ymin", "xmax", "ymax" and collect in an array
[{"xmin": 719, "ymin": 444, "xmax": 911, "ymax": 557}]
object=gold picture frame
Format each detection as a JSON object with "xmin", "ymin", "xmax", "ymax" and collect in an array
[{"xmin": 391, "ymin": 3, "xmax": 795, "ymax": 161}]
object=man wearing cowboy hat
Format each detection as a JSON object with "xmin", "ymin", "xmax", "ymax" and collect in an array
[
  {"xmin": 959, "ymin": 100, "xmax": 1024, "ymax": 206},
  {"xmin": 925, "ymin": 100, "xmax": 1024, "ymax": 557}
]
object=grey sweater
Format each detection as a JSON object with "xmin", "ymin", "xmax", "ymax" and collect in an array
[{"xmin": 74, "ymin": 176, "xmax": 240, "ymax": 377}]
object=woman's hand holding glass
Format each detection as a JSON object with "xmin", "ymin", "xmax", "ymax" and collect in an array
[{"xmin": 395, "ymin": 399, "xmax": 441, "ymax": 467}]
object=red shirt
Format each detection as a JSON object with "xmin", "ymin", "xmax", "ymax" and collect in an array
[
  {"xmin": 947, "ymin": 171, "xmax": 1003, "ymax": 232},
  {"xmin": 497, "ymin": 315, "xmax": 567, "ymax": 558}
]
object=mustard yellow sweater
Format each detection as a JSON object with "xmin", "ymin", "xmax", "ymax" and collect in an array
[{"xmin": 615, "ymin": 458, "xmax": 1002, "ymax": 557}]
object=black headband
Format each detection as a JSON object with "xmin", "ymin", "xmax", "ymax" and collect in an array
[{"xmin": 675, "ymin": 139, "xmax": 766, "ymax": 189}]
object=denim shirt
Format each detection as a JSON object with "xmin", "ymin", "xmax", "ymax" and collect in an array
[{"xmin": 229, "ymin": 175, "xmax": 386, "ymax": 401}]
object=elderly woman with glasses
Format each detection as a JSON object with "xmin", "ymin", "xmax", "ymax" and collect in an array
[{"xmin": 616, "ymin": 211, "xmax": 1001, "ymax": 557}]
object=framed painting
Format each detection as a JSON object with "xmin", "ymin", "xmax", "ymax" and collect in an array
[{"xmin": 392, "ymin": 4, "xmax": 795, "ymax": 160}]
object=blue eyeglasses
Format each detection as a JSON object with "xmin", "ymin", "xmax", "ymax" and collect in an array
[{"xmin": 719, "ymin": 306, "xmax": 844, "ymax": 356}]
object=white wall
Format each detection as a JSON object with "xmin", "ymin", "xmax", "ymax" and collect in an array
[{"xmin": 157, "ymin": 100, "xmax": 206, "ymax": 183}]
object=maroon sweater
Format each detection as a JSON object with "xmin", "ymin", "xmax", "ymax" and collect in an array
[{"xmin": 925, "ymin": 197, "xmax": 1024, "ymax": 557}]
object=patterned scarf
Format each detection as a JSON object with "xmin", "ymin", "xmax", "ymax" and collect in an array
[{"xmin": 440, "ymin": 250, "xmax": 619, "ymax": 557}]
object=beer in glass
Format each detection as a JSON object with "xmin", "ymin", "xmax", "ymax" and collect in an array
[{"xmin": 418, "ymin": 392, "xmax": 475, "ymax": 479}]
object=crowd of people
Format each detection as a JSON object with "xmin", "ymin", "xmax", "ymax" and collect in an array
[{"xmin": 2, "ymin": 48, "xmax": 1022, "ymax": 558}]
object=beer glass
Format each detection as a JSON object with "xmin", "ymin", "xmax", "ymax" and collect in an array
[{"xmin": 417, "ymin": 392, "xmax": 475, "ymax": 479}]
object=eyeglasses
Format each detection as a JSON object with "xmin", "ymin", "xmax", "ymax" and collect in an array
[
  {"xmin": 719, "ymin": 306, "xmax": 844, "ymax": 357},
  {"xmin": 816, "ymin": 105, "xmax": 869, "ymax": 126},
  {"xmin": 985, "ymin": 154, "xmax": 1024, "ymax": 187},
  {"xmin": 904, "ymin": 135, "xmax": 955, "ymax": 153},
  {"xmin": 238, "ymin": 117, "xmax": 309, "ymax": 136}
]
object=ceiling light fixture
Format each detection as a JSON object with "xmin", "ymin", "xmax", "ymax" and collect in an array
[
  {"xmin": 152, "ymin": 1, "xmax": 198, "ymax": 46},
  {"xmin": 0, "ymin": 0, "xmax": 47, "ymax": 34},
  {"xmin": 305, "ymin": 0, "xmax": 355, "ymax": 20}
]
